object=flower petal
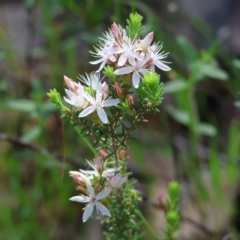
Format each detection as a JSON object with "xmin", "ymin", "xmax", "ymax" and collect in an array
[
  {"xmin": 101, "ymin": 98, "xmax": 119, "ymax": 107},
  {"xmin": 86, "ymin": 181, "xmax": 95, "ymax": 197},
  {"xmin": 69, "ymin": 195, "xmax": 89, "ymax": 203},
  {"xmin": 132, "ymin": 72, "xmax": 140, "ymax": 88},
  {"xmin": 89, "ymin": 58, "xmax": 104, "ymax": 65},
  {"xmin": 82, "ymin": 203, "xmax": 94, "ymax": 222},
  {"xmin": 79, "ymin": 106, "xmax": 96, "ymax": 118},
  {"xmin": 96, "ymin": 187, "xmax": 111, "ymax": 200},
  {"xmin": 96, "ymin": 202, "xmax": 111, "ymax": 217},
  {"xmin": 154, "ymin": 60, "xmax": 171, "ymax": 71},
  {"xmin": 114, "ymin": 67, "xmax": 134, "ymax": 75},
  {"xmin": 97, "ymin": 107, "xmax": 108, "ymax": 124},
  {"xmin": 118, "ymin": 54, "xmax": 127, "ymax": 66}
]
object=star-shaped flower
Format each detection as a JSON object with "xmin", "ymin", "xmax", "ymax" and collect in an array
[
  {"xmin": 80, "ymin": 157, "xmax": 120, "ymax": 178},
  {"xmin": 78, "ymin": 84, "xmax": 119, "ymax": 124},
  {"xmin": 114, "ymin": 58, "xmax": 149, "ymax": 88},
  {"xmin": 70, "ymin": 182, "xmax": 111, "ymax": 222}
]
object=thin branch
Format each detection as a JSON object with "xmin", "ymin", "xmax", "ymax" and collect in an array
[{"xmin": 0, "ymin": 132, "xmax": 85, "ymax": 169}]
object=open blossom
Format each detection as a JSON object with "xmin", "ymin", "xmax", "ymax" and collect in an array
[
  {"xmin": 70, "ymin": 181, "xmax": 111, "ymax": 222},
  {"xmin": 114, "ymin": 58, "xmax": 149, "ymax": 88},
  {"xmin": 63, "ymin": 76, "xmax": 88, "ymax": 111},
  {"xmin": 148, "ymin": 43, "xmax": 171, "ymax": 71},
  {"xmin": 80, "ymin": 157, "xmax": 120, "ymax": 178},
  {"xmin": 109, "ymin": 174, "xmax": 127, "ymax": 188},
  {"xmin": 78, "ymin": 72, "xmax": 105, "ymax": 90},
  {"xmin": 78, "ymin": 84, "xmax": 119, "ymax": 124}
]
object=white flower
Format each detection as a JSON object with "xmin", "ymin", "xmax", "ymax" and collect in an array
[
  {"xmin": 78, "ymin": 72, "xmax": 105, "ymax": 90},
  {"xmin": 78, "ymin": 84, "xmax": 119, "ymax": 124},
  {"xmin": 80, "ymin": 157, "xmax": 120, "ymax": 178},
  {"xmin": 114, "ymin": 58, "xmax": 149, "ymax": 88},
  {"xmin": 70, "ymin": 182, "xmax": 111, "ymax": 222},
  {"xmin": 109, "ymin": 174, "xmax": 127, "ymax": 188},
  {"xmin": 117, "ymin": 38, "xmax": 136, "ymax": 67},
  {"xmin": 64, "ymin": 82, "xmax": 88, "ymax": 111},
  {"xmin": 149, "ymin": 43, "xmax": 171, "ymax": 71}
]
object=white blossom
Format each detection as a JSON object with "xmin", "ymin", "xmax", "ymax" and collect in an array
[
  {"xmin": 149, "ymin": 43, "xmax": 171, "ymax": 71},
  {"xmin": 78, "ymin": 84, "xmax": 119, "ymax": 124},
  {"xmin": 80, "ymin": 158, "xmax": 120, "ymax": 178},
  {"xmin": 78, "ymin": 72, "xmax": 105, "ymax": 90},
  {"xmin": 109, "ymin": 174, "xmax": 127, "ymax": 188},
  {"xmin": 70, "ymin": 182, "xmax": 111, "ymax": 222},
  {"xmin": 114, "ymin": 58, "xmax": 149, "ymax": 88},
  {"xmin": 64, "ymin": 82, "xmax": 88, "ymax": 111}
]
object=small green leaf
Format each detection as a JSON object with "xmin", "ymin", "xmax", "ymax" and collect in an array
[
  {"xmin": 167, "ymin": 106, "xmax": 217, "ymax": 136},
  {"xmin": 201, "ymin": 64, "xmax": 228, "ymax": 81},
  {"xmin": 177, "ymin": 36, "xmax": 198, "ymax": 61},
  {"xmin": 166, "ymin": 106, "xmax": 189, "ymax": 125},
  {"xmin": 164, "ymin": 80, "xmax": 188, "ymax": 93},
  {"xmin": 6, "ymin": 99, "xmax": 37, "ymax": 112},
  {"xmin": 21, "ymin": 126, "xmax": 41, "ymax": 142},
  {"xmin": 197, "ymin": 123, "xmax": 217, "ymax": 137}
]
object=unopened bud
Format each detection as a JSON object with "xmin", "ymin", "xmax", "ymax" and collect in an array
[
  {"xmin": 119, "ymin": 149, "xmax": 128, "ymax": 160},
  {"xmin": 128, "ymin": 95, "xmax": 134, "ymax": 109},
  {"xmin": 139, "ymin": 32, "xmax": 154, "ymax": 50},
  {"xmin": 102, "ymin": 83, "xmax": 109, "ymax": 100},
  {"xmin": 111, "ymin": 22, "xmax": 120, "ymax": 39},
  {"xmin": 69, "ymin": 171, "xmax": 87, "ymax": 187},
  {"xmin": 64, "ymin": 75, "xmax": 78, "ymax": 94},
  {"xmin": 157, "ymin": 194, "xmax": 168, "ymax": 214},
  {"xmin": 114, "ymin": 82, "xmax": 125, "ymax": 98},
  {"xmin": 110, "ymin": 174, "xmax": 127, "ymax": 188},
  {"xmin": 98, "ymin": 150, "xmax": 108, "ymax": 159}
]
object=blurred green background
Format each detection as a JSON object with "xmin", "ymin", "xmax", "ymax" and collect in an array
[{"xmin": 0, "ymin": 0, "xmax": 240, "ymax": 239}]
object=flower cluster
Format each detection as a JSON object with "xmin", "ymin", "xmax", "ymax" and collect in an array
[
  {"xmin": 47, "ymin": 13, "xmax": 171, "ymax": 227},
  {"xmin": 62, "ymin": 21, "xmax": 170, "ymax": 125},
  {"xmin": 69, "ymin": 157, "xmax": 127, "ymax": 222},
  {"xmin": 90, "ymin": 23, "xmax": 171, "ymax": 88},
  {"xmin": 64, "ymin": 73, "xmax": 119, "ymax": 124}
]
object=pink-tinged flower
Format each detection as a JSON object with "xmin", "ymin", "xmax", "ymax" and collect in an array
[
  {"xmin": 64, "ymin": 81, "xmax": 88, "ymax": 111},
  {"xmin": 70, "ymin": 182, "xmax": 111, "ymax": 222},
  {"xmin": 64, "ymin": 75, "xmax": 78, "ymax": 94},
  {"xmin": 80, "ymin": 158, "xmax": 120, "ymax": 178},
  {"xmin": 114, "ymin": 58, "xmax": 149, "ymax": 88},
  {"xmin": 137, "ymin": 32, "xmax": 154, "ymax": 51},
  {"xmin": 109, "ymin": 174, "xmax": 127, "ymax": 188},
  {"xmin": 78, "ymin": 84, "xmax": 119, "ymax": 124},
  {"xmin": 90, "ymin": 31, "xmax": 121, "ymax": 72},
  {"xmin": 111, "ymin": 22, "xmax": 121, "ymax": 39},
  {"xmin": 149, "ymin": 43, "xmax": 171, "ymax": 71}
]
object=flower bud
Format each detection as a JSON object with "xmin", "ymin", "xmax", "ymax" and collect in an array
[
  {"xmin": 93, "ymin": 157, "xmax": 104, "ymax": 176},
  {"xmin": 114, "ymin": 82, "xmax": 125, "ymax": 98},
  {"xmin": 110, "ymin": 174, "xmax": 127, "ymax": 188},
  {"xmin": 127, "ymin": 95, "xmax": 134, "ymax": 109},
  {"xmin": 119, "ymin": 149, "xmax": 128, "ymax": 160},
  {"xmin": 157, "ymin": 194, "xmax": 168, "ymax": 214},
  {"xmin": 98, "ymin": 150, "xmax": 108, "ymax": 159},
  {"xmin": 138, "ymin": 32, "xmax": 154, "ymax": 51},
  {"xmin": 69, "ymin": 171, "xmax": 87, "ymax": 187},
  {"xmin": 111, "ymin": 22, "xmax": 121, "ymax": 39},
  {"xmin": 64, "ymin": 75, "xmax": 78, "ymax": 94},
  {"xmin": 102, "ymin": 83, "xmax": 109, "ymax": 100}
]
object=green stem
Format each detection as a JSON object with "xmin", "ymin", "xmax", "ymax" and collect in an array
[
  {"xmin": 135, "ymin": 210, "xmax": 160, "ymax": 240},
  {"xmin": 74, "ymin": 126, "xmax": 98, "ymax": 156},
  {"xmin": 186, "ymin": 81, "xmax": 199, "ymax": 167}
]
